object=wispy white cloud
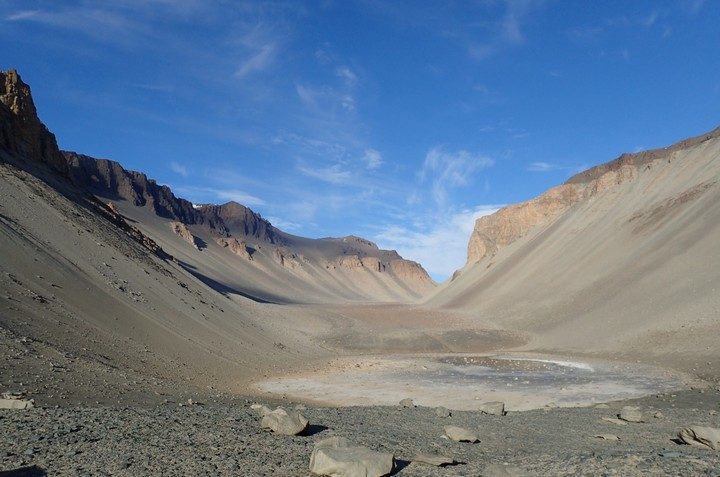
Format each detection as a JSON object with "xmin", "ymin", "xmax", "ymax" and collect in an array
[
  {"xmin": 265, "ymin": 216, "xmax": 301, "ymax": 231},
  {"xmin": 297, "ymin": 163, "xmax": 353, "ymax": 184},
  {"xmin": 642, "ymin": 11, "xmax": 659, "ymax": 27},
  {"xmin": 336, "ymin": 66, "xmax": 357, "ymax": 86},
  {"xmin": 527, "ymin": 161, "xmax": 558, "ymax": 172},
  {"xmin": 420, "ymin": 147, "xmax": 493, "ymax": 205},
  {"xmin": 174, "ymin": 185, "xmax": 266, "ymax": 207},
  {"xmin": 375, "ymin": 205, "xmax": 501, "ymax": 281},
  {"xmin": 236, "ymin": 42, "xmax": 277, "ymax": 78},
  {"xmin": 170, "ymin": 161, "xmax": 189, "ymax": 177},
  {"xmin": 362, "ymin": 149, "xmax": 383, "ymax": 170}
]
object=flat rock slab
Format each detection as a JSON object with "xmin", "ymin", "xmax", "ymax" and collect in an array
[
  {"xmin": 594, "ymin": 434, "xmax": 620, "ymax": 441},
  {"xmin": 412, "ymin": 453, "xmax": 455, "ymax": 466},
  {"xmin": 678, "ymin": 426, "xmax": 720, "ymax": 451},
  {"xmin": 482, "ymin": 463, "xmax": 533, "ymax": 476},
  {"xmin": 619, "ymin": 406, "xmax": 644, "ymax": 423},
  {"xmin": 309, "ymin": 436, "xmax": 394, "ymax": 477},
  {"xmin": 601, "ymin": 417, "xmax": 627, "ymax": 426},
  {"xmin": 444, "ymin": 425, "xmax": 479, "ymax": 443},
  {"xmin": 260, "ymin": 407, "xmax": 309, "ymax": 435},
  {"xmin": 478, "ymin": 401, "xmax": 505, "ymax": 416},
  {"xmin": 0, "ymin": 399, "xmax": 34, "ymax": 410}
]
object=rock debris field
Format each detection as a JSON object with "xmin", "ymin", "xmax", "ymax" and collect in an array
[{"xmin": 2, "ymin": 389, "xmax": 720, "ymax": 476}]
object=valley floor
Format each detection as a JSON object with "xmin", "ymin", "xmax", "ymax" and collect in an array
[{"xmin": 1, "ymin": 389, "xmax": 719, "ymax": 476}]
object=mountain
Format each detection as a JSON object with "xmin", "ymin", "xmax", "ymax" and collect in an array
[
  {"xmin": 429, "ymin": 127, "xmax": 720, "ymax": 376},
  {"xmin": 2, "ymin": 69, "xmax": 434, "ymax": 306}
]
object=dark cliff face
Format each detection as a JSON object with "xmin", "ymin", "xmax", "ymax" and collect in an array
[
  {"xmin": 62, "ymin": 151, "xmax": 229, "ymax": 236},
  {"xmin": 0, "ymin": 70, "xmax": 68, "ymax": 175},
  {"xmin": 197, "ymin": 202, "xmax": 281, "ymax": 244}
]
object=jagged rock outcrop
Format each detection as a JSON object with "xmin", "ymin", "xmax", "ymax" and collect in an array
[
  {"xmin": 466, "ymin": 128, "xmax": 720, "ymax": 265},
  {"xmin": 0, "ymin": 70, "xmax": 68, "ymax": 174},
  {"xmin": 197, "ymin": 202, "xmax": 280, "ymax": 244},
  {"xmin": 170, "ymin": 221, "xmax": 198, "ymax": 249},
  {"xmin": 273, "ymin": 247, "xmax": 304, "ymax": 269},
  {"xmin": 216, "ymin": 237, "xmax": 252, "ymax": 260},
  {"xmin": 389, "ymin": 259, "xmax": 433, "ymax": 284},
  {"xmin": 360, "ymin": 256, "xmax": 384, "ymax": 272},
  {"xmin": 63, "ymin": 152, "xmax": 228, "ymax": 235}
]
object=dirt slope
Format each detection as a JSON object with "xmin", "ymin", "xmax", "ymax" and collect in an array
[{"xmin": 429, "ymin": 128, "xmax": 720, "ymax": 378}]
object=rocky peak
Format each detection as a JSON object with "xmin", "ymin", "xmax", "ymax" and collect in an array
[
  {"xmin": 197, "ymin": 201, "xmax": 280, "ymax": 244},
  {"xmin": 0, "ymin": 69, "xmax": 68, "ymax": 174}
]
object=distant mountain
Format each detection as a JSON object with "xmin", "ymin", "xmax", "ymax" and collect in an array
[{"xmin": 1, "ymin": 69, "xmax": 434, "ymax": 304}]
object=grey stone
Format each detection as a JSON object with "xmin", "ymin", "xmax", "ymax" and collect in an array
[
  {"xmin": 444, "ymin": 425, "xmax": 479, "ymax": 443},
  {"xmin": 677, "ymin": 426, "xmax": 720, "ymax": 451},
  {"xmin": 619, "ymin": 406, "xmax": 644, "ymax": 423},
  {"xmin": 478, "ymin": 401, "xmax": 505, "ymax": 416},
  {"xmin": 0, "ymin": 398, "xmax": 34, "ymax": 410},
  {"xmin": 260, "ymin": 407, "xmax": 308, "ymax": 436},
  {"xmin": 309, "ymin": 436, "xmax": 394, "ymax": 477},
  {"xmin": 434, "ymin": 406, "xmax": 451, "ymax": 418},
  {"xmin": 399, "ymin": 398, "xmax": 414, "ymax": 408}
]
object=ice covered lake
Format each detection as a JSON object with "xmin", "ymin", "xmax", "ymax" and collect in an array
[{"xmin": 255, "ymin": 354, "xmax": 687, "ymax": 411}]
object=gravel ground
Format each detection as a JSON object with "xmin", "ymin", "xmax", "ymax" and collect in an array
[{"xmin": 2, "ymin": 390, "xmax": 719, "ymax": 476}]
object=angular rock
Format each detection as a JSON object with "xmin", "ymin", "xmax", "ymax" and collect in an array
[
  {"xmin": 412, "ymin": 453, "xmax": 455, "ymax": 466},
  {"xmin": 309, "ymin": 436, "xmax": 394, "ymax": 477},
  {"xmin": 260, "ymin": 407, "xmax": 308, "ymax": 435},
  {"xmin": 478, "ymin": 401, "xmax": 505, "ymax": 416},
  {"xmin": 601, "ymin": 417, "xmax": 627, "ymax": 426},
  {"xmin": 482, "ymin": 463, "xmax": 533, "ymax": 476},
  {"xmin": 594, "ymin": 434, "xmax": 620, "ymax": 440},
  {"xmin": 434, "ymin": 406, "xmax": 451, "ymax": 418},
  {"xmin": 0, "ymin": 398, "xmax": 34, "ymax": 410},
  {"xmin": 444, "ymin": 425, "xmax": 479, "ymax": 443},
  {"xmin": 619, "ymin": 406, "xmax": 644, "ymax": 423},
  {"xmin": 677, "ymin": 426, "xmax": 720, "ymax": 451},
  {"xmin": 399, "ymin": 398, "xmax": 415, "ymax": 408}
]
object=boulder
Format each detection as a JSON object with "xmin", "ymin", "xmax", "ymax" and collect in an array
[
  {"xmin": 0, "ymin": 398, "xmax": 34, "ymax": 410},
  {"xmin": 478, "ymin": 401, "xmax": 505, "ymax": 416},
  {"xmin": 399, "ymin": 398, "xmax": 415, "ymax": 408},
  {"xmin": 482, "ymin": 463, "xmax": 533, "ymax": 476},
  {"xmin": 250, "ymin": 403, "xmax": 272, "ymax": 416},
  {"xmin": 619, "ymin": 406, "xmax": 644, "ymax": 423},
  {"xmin": 309, "ymin": 436, "xmax": 394, "ymax": 477},
  {"xmin": 260, "ymin": 407, "xmax": 309, "ymax": 435},
  {"xmin": 444, "ymin": 426, "xmax": 479, "ymax": 443},
  {"xmin": 412, "ymin": 453, "xmax": 455, "ymax": 466},
  {"xmin": 434, "ymin": 406, "xmax": 451, "ymax": 418},
  {"xmin": 677, "ymin": 426, "xmax": 720, "ymax": 451}
]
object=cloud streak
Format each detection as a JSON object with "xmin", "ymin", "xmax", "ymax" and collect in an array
[
  {"xmin": 420, "ymin": 147, "xmax": 493, "ymax": 205},
  {"xmin": 375, "ymin": 205, "xmax": 502, "ymax": 281}
]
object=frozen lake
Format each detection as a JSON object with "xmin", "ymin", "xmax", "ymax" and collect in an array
[{"xmin": 255, "ymin": 354, "xmax": 686, "ymax": 411}]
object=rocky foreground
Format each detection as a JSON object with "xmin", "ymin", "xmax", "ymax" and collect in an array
[{"xmin": 1, "ymin": 389, "xmax": 719, "ymax": 476}]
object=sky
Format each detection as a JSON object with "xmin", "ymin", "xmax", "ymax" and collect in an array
[{"xmin": 1, "ymin": 0, "xmax": 719, "ymax": 281}]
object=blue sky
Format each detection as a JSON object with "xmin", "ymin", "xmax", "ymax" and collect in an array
[{"xmin": 2, "ymin": 0, "xmax": 719, "ymax": 281}]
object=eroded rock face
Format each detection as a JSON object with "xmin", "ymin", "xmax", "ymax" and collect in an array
[
  {"xmin": 465, "ymin": 128, "xmax": 720, "ymax": 265},
  {"xmin": 170, "ymin": 221, "xmax": 198, "ymax": 249},
  {"xmin": 273, "ymin": 247, "xmax": 304, "ymax": 269},
  {"xmin": 216, "ymin": 237, "xmax": 252, "ymax": 260},
  {"xmin": 63, "ymin": 152, "xmax": 228, "ymax": 235},
  {"xmin": 198, "ymin": 201, "xmax": 280, "ymax": 244},
  {"xmin": 389, "ymin": 259, "xmax": 433, "ymax": 285},
  {"xmin": 0, "ymin": 70, "xmax": 68, "ymax": 175}
]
